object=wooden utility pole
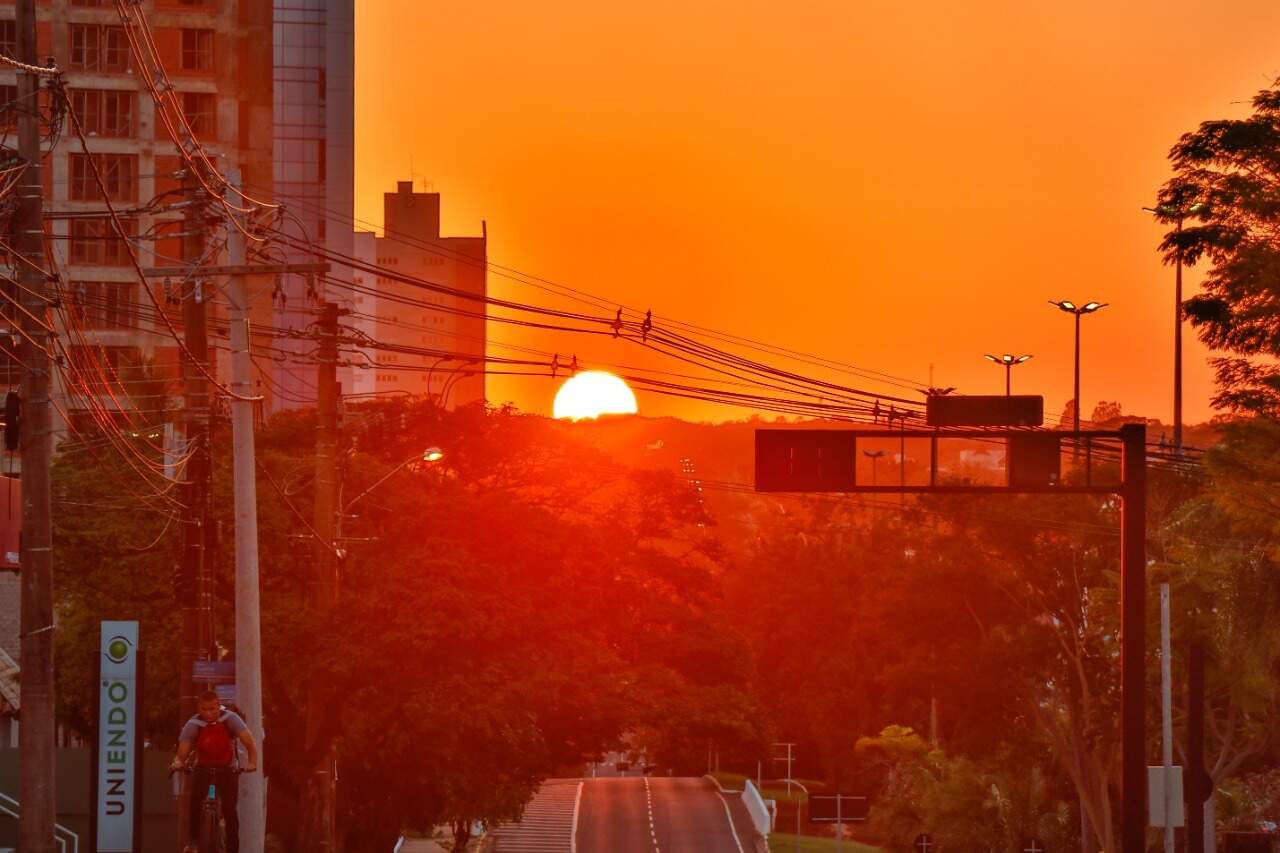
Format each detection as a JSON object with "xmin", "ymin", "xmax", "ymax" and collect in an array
[
  {"xmin": 177, "ymin": 170, "xmax": 213, "ymax": 847},
  {"xmin": 303, "ymin": 301, "xmax": 340, "ymax": 853},
  {"xmin": 15, "ymin": 2, "xmax": 55, "ymax": 851},
  {"xmin": 143, "ymin": 191, "xmax": 325, "ymax": 853}
]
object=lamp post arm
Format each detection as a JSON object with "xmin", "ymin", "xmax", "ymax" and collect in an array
[{"xmin": 342, "ymin": 455, "xmax": 417, "ymax": 514}]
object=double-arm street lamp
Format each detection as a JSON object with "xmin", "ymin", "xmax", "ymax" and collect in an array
[
  {"xmin": 983, "ymin": 353, "xmax": 1032, "ymax": 395},
  {"xmin": 1049, "ymin": 300, "xmax": 1107, "ymax": 434},
  {"xmin": 1143, "ymin": 202, "xmax": 1207, "ymax": 455}
]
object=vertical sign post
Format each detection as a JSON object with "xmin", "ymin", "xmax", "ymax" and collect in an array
[{"xmin": 93, "ymin": 621, "xmax": 142, "ymax": 853}]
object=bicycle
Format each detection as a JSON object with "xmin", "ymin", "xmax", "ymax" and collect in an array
[{"xmin": 171, "ymin": 765, "xmax": 243, "ymax": 853}]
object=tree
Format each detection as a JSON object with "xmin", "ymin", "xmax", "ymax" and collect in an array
[
  {"xmin": 52, "ymin": 400, "xmax": 768, "ymax": 852},
  {"xmin": 1154, "ymin": 77, "xmax": 1280, "ymax": 416}
]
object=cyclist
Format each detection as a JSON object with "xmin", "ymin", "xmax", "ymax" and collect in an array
[{"xmin": 170, "ymin": 690, "xmax": 259, "ymax": 853}]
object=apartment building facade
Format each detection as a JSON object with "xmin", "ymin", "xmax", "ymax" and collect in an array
[
  {"xmin": 372, "ymin": 182, "xmax": 486, "ymax": 408},
  {"xmin": 0, "ymin": 0, "xmax": 275, "ymax": 423}
]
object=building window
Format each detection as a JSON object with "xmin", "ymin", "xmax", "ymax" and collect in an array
[
  {"xmin": 70, "ymin": 89, "xmax": 135, "ymax": 138},
  {"xmin": 69, "ymin": 219, "xmax": 138, "ymax": 266},
  {"xmin": 180, "ymin": 29, "xmax": 214, "ymax": 71},
  {"xmin": 69, "ymin": 24, "xmax": 131, "ymax": 73},
  {"xmin": 104, "ymin": 27, "xmax": 130, "ymax": 72},
  {"xmin": 69, "ymin": 154, "xmax": 138, "ymax": 202},
  {"xmin": 181, "ymin": 92, "xmax": 216, "ymax": 135},
  {"xmin": 70, "ymin": 281, "xmax": 135, "ymax": 329}
]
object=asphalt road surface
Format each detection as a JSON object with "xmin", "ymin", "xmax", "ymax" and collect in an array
[{"xmin": 575, "ymin": 776, "xmax": 754, "ymax": 853}]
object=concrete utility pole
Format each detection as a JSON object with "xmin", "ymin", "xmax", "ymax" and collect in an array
[
  {"xmin": 226, "ymin": 172, "xmax": 265, "ymax": 853},
  {"xmin": 15, "ymin": 2, "xmax": 55, "ymax": 850},
  {"xmin": 178, "ymin": 169, "xmax": 214, "ymax": 848},
  {"xmin": 305, "ymin": 301, "xmax": 341, "ymax": 853}
]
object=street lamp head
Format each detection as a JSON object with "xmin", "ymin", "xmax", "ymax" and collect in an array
[
  {"xmin": 984, "ymin": 354, "xmax": 1001, "ymax": 364},
  {"xmin": 1014, "ymin": 354, "xmax": 1033, "ymax": 364},
  {"xmin": 422, "ymin": 446, "xmax": 444, "ymax": 463},
  {"xmin": 1080, "ymin": 301, "xmax": 1106, "ymax": 314},
  {"xmin": 1050, "ymin": 299, "xmax": 1077, "ymax": 313}
]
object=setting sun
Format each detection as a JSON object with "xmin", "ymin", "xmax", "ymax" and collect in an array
[{"xmin": 553, "ymin": 371, "xmax": 639, "ymax": 421}]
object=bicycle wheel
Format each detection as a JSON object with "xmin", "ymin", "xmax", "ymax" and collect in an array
[{"xmin": 199, "ymin": 802, "xmax": 219, "ymax": 853}]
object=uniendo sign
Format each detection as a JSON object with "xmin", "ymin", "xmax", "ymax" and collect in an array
[{"xmin": 93, "ymin": 621, "xmax": 142, "ymax": 852}]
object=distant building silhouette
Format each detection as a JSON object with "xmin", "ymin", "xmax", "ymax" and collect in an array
[{"xmin": 367, "ymin": 182, "xmax": 487, "ymax": 407}]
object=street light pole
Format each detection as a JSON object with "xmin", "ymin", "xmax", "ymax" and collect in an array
[
  {"xmin": 1048, "ymin": 301, "xmax": 1107, "ymax": 435},
  {"xmin": 1145, "ymin": 203, "xmax": 1205, "ymax": 456},
  {"xmin": 983, "ymin": 354, "xmax": 1032, "ymax": 396}
]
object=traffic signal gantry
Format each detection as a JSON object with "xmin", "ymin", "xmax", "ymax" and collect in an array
[{"xmin": 753, "ymin": 394, "xmax": 1157, "ymax": 853}]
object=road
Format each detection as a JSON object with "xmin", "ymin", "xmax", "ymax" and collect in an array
[{"xmin": 575, "ymin": 776, "xmax": 754, "ymax": 853}]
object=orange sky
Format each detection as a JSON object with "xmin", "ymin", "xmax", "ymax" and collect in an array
[{"xmin": 355, "ymin": 1, "xmax": 1280, "ymax": 426}]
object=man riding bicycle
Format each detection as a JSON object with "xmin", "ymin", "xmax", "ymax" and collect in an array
[{"xmin": 169, "ymin": 690, "xmax": 259, "ymax": 853}]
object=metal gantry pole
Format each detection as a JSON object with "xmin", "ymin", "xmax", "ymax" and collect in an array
[
  {"xmin": 226, "ymin": 173, "xmax": 266, "ymax": 853},
  {"xmin": 1187, "ymin": 641, "xmax": 1206, "ymax": 853},
  {"xmin": 15, "ymin": 2, "xmax": 55, "ymax": 850},
  {"xmin": 1120, "ymin": 423, "xmax": 1148, "ymax": 853},
  {"xmin": 1161, "ymin": 584, "xmax": 1174, "ymax": 853}
]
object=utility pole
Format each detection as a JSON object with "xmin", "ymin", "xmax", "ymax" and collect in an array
[
  {"xmin": 140, "ymin": 210, "xmax": 326, "ymax": 853},
  {"xmin": 15, "ymin": 2, "xmax": 55, "ymax": 851},
  {"xmin": 305, "ymin": 301, "xmax": 340, "ymax": 853},
  {"xmin": 177, "ymin": 169, "xmax": 213, "ymax": 848},
  {"xmin": 226, "ymin": 171, "xmax": 265, "ymax": 853}
]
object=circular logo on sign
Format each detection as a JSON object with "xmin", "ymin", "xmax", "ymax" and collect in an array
[{"xmin": 106, "ymin": 636, "xmax": 131, "ymax": 663}]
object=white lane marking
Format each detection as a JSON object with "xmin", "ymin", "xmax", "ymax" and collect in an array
[
  {"xmin": 717, "ymin": 792, "xmax": 746, "ymax": 853},
  {"xmin": 571, "ymin": 781, "xmax": 582, "ymax": 853},
  {"xmin": 645, "ymin": 776, "xmax": 661, "ymax": 852}
]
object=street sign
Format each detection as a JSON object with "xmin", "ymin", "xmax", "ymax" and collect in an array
[
  {"xmin": 1020, "ymin": 838, "xmax": 1047, "ymax": 853},
  {"xmin": 1008, "ymin": 433, "xmax": 1061, "ymax": 487},
  {"xmin": 1148, "ymin": 766, "xmax": 1185, "ymax": 827},
  {"xmin": 914, "ymin": 833, "xmax": 934, "ymax": 853},
  {"xmin": 93, "ymin": 621, "xmax": 142, "ymax": 853},
  {"xmin": 756, "ymin": 429, "xmax": 856, "ymax": 492},
  {"xmin": 926, "ymin": 394, "xmax": 1043, "ymax": 427},
  {"xmin": 193, "ymin": 660, "xmax": 236, "ymax": 683},
  {"xmin": 809, "ymin": 793, "xmax": 869, "ymax": 822}
]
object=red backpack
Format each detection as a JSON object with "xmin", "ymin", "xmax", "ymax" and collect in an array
[{"xmin": 194, "ymin": 716, "xmax": 235, "ymax": 767}]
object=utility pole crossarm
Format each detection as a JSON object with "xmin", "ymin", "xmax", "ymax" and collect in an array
[{"xmin": 140, "ymin": 263, "xmax": 331, "ymax": 277}]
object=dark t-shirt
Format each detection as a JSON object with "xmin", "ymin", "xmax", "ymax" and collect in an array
[{"xmin": 179, "ymin": 708, "xmax": 247, "ymax": 767}]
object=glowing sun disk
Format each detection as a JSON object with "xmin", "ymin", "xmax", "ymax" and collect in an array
[{"xmin": 553, "ymin": 371, "xmax": 638, "ymax": 420}]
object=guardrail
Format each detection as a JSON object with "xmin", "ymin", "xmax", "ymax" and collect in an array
[
  {"xmin": 0, "ymin": 791, "xmax": 80, "ymax": 853},
  {"xmin": 742, "ymin": 780, "xmax": 772, "ymax": 837}
]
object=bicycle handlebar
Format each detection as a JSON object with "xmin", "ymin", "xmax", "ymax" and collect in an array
[{"xmin": 169, "ymin": 765, "xmax": 249, "ymax": 778}]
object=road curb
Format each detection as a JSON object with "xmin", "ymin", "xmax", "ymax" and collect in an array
[
  {"xmin": 704, "ymin": 776, "xmax": 770, "ymax": 852},
  {"xmin": 704, "ymin": 773, "xmax": 742, "ymax": 794}
]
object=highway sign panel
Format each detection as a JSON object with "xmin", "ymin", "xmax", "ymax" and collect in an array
[{"xmin": 809, "ymin": 793, "xmax": 869, "ymax": 822}]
